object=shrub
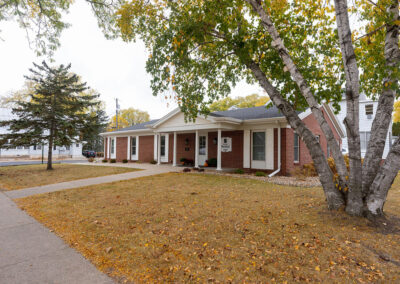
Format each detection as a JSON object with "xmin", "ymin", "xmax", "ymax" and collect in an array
[
  {"xmin": 110, "ymin": 159, "xmax": 117, "ymax": 163},
  {"xmin": 150, "ymin": 160, "xmax": 157, "ymax": 164},
  {"xmin": 180, "ymin": 157, "xmax": 186, "ymax": 162},
  {"xmin": 102, "ymin": 159, "xmax": 108, "ymax": 163},
  {"xmin": 255, "ymin": 171, "xmax": 266, "ymax": 177},
  {"xmin": 207, "ymin": 158, "xmax": 217, "ymax": 167},
  {"xmin": 88, "ymin": 157, "xmax": 94, "ymax": 163},
  {"xmin": 122, "ymin": 159, "xmax": 128, "ymax": 163},
  {"xmin": 234, "ymin": 168, "xmax": 244, "ymax": 174}
]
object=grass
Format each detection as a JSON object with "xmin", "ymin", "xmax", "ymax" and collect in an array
[
  {"xmin": 16, "ymin": 173, "xmax": 400, "ymax": 283},
  {"xmin": 0, "ymin": 164, "xmax": 139, "ymax": 190}
]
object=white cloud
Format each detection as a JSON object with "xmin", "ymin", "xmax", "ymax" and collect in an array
[{"xmin": 0, "ymin": 2, "xmax": 263, "ymax": 120}]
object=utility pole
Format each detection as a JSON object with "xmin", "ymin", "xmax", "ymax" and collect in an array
[{"xmin": 115, "ymin": 98, "xmax": 120, "ymax": 129}]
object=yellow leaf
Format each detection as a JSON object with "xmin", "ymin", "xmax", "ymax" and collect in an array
[{"xmin": 315, "ymin": 266, "xmax": 320, "ymax": 271}]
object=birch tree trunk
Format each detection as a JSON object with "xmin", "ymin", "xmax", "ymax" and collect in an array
[
  {"xmin": 333, "ymin": 0, "xmax": 364, "ymax": 216},
  {"xmin": 245, "ymin": 0, "xmax": 349, "ymax": 191},
  {"xmin": 246, "ymin": 60, "xmax": 345, "ymax": 209},
  {"xmin": 362, "ymin": 1, "xmax": 399, "ymax": 200},
  {"xmin": 366, "ymin": 137, "xmax": 400, "ymax": 216}
]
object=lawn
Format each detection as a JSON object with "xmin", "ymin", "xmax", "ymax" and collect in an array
[
  {"xmin": 0, "ymin": 164, "xmax": 139, "ymax": 190},
  {"xmin": 16, "ymin": 173, "xmax": 400, "ymax": 283}
]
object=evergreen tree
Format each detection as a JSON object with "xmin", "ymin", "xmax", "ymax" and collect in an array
[{"xmin": 0, "ymin": 61, "xmax": 101, "ymax": 170}]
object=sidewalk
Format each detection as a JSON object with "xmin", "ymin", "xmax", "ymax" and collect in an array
[
  {"xmin": 5, "ymin": 163, "xmax": 177, "ymax": 199},
  {"xmin": 0, "ymin": 163, "xmax": 178, "ymax": 283},
  {"xmin": 0, "ymin": 192, "xmax": 114, "ymax": 284}
]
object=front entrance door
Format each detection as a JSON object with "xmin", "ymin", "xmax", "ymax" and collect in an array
[{"xmin": 198, "ymin": 134, "xmax": 207, "ymax": 166}]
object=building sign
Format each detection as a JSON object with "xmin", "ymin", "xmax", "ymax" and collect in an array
[{"xmin": 221, "ymin": 137, "xmax": 232, "ymax": 152}]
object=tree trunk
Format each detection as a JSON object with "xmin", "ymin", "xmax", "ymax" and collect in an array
[
  {"xmin": 362, "ymin": 0, "xmax": 399, "ymax": 199},
  {"xmin": 245, "ymin": 0, "xmax": 349, "ymax": 191},
  {"xmin": 47, "ymin": 128, "xmax": 54, "ymax": 170},
  {"xmin": 247, "ymin": 60, "xmax": 345, "ymax": 209},
  {"xmin": 333, "ymin": 0, "xmax": 364, "ymax": 216},
  {"xmin": 366, "ymin": 137, "xmax": 400, "ymax": 217}
]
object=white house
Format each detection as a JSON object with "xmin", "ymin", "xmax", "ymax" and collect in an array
[
  {"xmin": 334, "ymin": 94, "xmax": 393, "ymax": 158},
  {"xmin": 0, "ymin": 108, "xmax": 83, "ymax": 158}
]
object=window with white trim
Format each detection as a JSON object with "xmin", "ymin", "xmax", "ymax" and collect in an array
[
  {"xmin": 365, "ymin": 104, "xmax": 373, "ymax": 119},
  {"xmin": 111, "ymin": 138, "xmax": 115, "ymax": 154},
  {"xmin": 294, "ymin": 133, "xmax": 300, "ymax": 162},
  {"xmin": 131, "ymin": 137, "xmax": 137, "ymax": 155},
  {"xmin": 252, "ymin": 131, "xmax": 265, "ymax": 161},
  {"xmin": 160, "ymin": 135, "xmax": 166, "ymax": 156}
]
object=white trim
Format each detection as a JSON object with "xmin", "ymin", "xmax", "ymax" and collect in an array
[
  {"xmin": 161, "ymin": 134, "xmax": 169, "ymax": 163},
  {"xmin": 243, "ymin": 130, "xmax": 251, "ymax": 168},
  {"xmin": 153, "ymin": 134, "xmax": 158, "ymax": 161},
  {"xmin": 322, "ymin": 103, "xmax": 346, "ymax": 138},
  {"xmin": 198, "ymin": 132, "xmax": 208, "ymax": 166},
  {"xmin": 173, "ymin": 132, "xmax": 177, "ymax": 166},
  {"xmin": 217, "ymin": 129, "xmax": 222, "ymax": 171},
  {"xmin": 157, "ymin": 134, "xmax": 161, "ymax": 165},
  {"xmin": 150, "ymin": 108, "xmax": 181, "ymax": 128},
  {"xmin": 127, "ymin": 136, "xmax": 130, "ymax": 160},
  {"xmin": 195, "ymin": 130, "xmax": 199, "ymax": 168},
  {"xmin": 251, "ymin": 130, "xmax": 267, "ymax": 169},
  {"xmin": 131, "ymin": 136, "xmax": 139, "ymax": 161}
]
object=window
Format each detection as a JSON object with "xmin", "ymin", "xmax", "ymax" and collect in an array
[
  {"xmin": 76, "ymin": 143, "xmax": 80, "ymax": 148},
  {"xmin": 160, "ymin": 135, "xmax": 166, "ymax": 156},
  {"xmin": 199, "ymin": 136, "xmax": 206, "ymax": 155},
  {"xmin": 365, "ymin": 104, "xmax": 373, "ymax": 119},
  {"xmin": 66, "ymin": 145, "xmax": 70, "ymax": 150},
  {"xmin": 131, "ymin": 137, "xmax": 137, "ymax": 155},
  {"xmin": 252, "ymin": 132, "xmax": 265, "ymax": 161},
  {"xmin": 360, "ymin": 132, "xmax": 371, "ymax": 151},
  {"xmin": 315, "ymin": 135, "xmax": 320, "ymax": 143},
  {"xmin": 294, "ymin": 133, "xmax": 300, "ymax": 162},
  {"xmin": 111, "ymin": 139, "xmax": 115, "ymax": 154}
]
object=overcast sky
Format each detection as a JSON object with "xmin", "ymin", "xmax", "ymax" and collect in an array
[{"xmin": 0, "ymin": 2, "xmax": 264, "ymax": 120}]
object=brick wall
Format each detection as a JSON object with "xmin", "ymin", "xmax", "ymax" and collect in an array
[
  {"xmin": 116, "ymin": 137, "xmax": 127, "ymax": 162},
  {"xmin": 208, "ymin": 131, "xmax": 243, "ymax": 169},
  {"xmin": 138, "ymin": 135, "xmax": 154, "ymax": 163},
  {"xmin": 282, "ymin": 108, "xmax": 342, "ymax": 175}
]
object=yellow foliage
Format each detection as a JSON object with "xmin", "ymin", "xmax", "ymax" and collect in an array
[{"xmin": 394, "ymin": 100, "xmax": 400, "ymax": 123}]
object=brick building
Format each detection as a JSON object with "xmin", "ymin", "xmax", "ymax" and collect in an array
[{"xmin": 101, "ymin": 104, "xmax": 344, "ymax": 176}]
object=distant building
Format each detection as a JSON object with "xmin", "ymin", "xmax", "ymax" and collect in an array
[
  {"xmin": 0, "ymin": 108, "xmax": 83, "ymax": 158},
  {"xmin": 334, "ymin": 94, "xmax": 392, "ymax": 159}
]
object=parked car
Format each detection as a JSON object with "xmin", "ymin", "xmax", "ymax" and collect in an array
[{"xmin": 82, "ymin": 150, "xmax": 96, "ymax": 158}]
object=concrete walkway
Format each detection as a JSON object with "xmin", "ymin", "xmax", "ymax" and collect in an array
[
  {"xmin": 0, "ymin": 192, "xmax": 114, "ymax": 283},
  {"xmin": 5, "ymin": 163, "xmax": 177, "ymax": 199},
  {"xmin": 0, "ymin": 163, "xmax": 178, "ymax": 283}
]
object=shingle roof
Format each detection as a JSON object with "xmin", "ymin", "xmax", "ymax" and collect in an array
[
  {"xmin": 113, "ymin": 119, "xmax": 159, "ymax": 132},
  {"xmin": 210, "ymin": 105, "xmax": 285, "ymax": 120}
]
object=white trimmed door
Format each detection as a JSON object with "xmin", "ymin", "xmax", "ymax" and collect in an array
[
  {"xmin": 160, "ymin": 134, "xmax": 169, "ymax": 163},
  {"xmin": 131, "ymin": 136, "xmax": 139, "ymax": 160},
  {"xmin": 198, "ymin": 133, "xmax": 208, "ymax": 166}
]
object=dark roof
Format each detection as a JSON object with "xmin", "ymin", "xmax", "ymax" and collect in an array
[
  {"xmin": 113, "ymin": 119, "xmax": 159, "ymax": 132},
  {"xmin": 210, "ymin": 105, "xmax": 285, "ymax": 120}
]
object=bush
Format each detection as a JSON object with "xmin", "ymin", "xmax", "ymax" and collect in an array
[
  {"xmin": 255, "ymin": 171, "xmax": 266, "ymax": 177},
  {"xmin": 180, "ymin": 157, "xmax": 186, "ymax": 162},
  {"xmin": 102, "ymin": 159, "xmax": 108, "ymax": 163},
  {"xmin": 96, "ymin": 152, "xmax": 104, "ymax": 158},
  {"xmin": 110, "ymin": 159, "xmax": 116, "ymax": 163},
  {"xmin": 122, "ymin": 159, "xmax": 128, "ymax": 163},
  {"xmin": 150, "ymin": 160, "xmax": 157, "ymax": 164},
  {"xmin": 88, "ymin": 157, "xmax": 94, "ymax": 163},
  {"xmin": 207, "ymin": 158, "xmax": 217, "ymax": 167},
  {"xmin": 234, "ymin": 168, "xmax": 244, "ymax": 174}
]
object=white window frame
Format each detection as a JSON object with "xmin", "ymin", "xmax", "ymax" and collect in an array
[
  {"xmin": 131, "ymin": 136, "xmax": 139, "ymax": 160},
  {"xmin": 160, "ymin": 134, "xmax": 169, "ymax": 163},
  {"xmin": 251, "ymin": 131, "xmax": 266, "ymax": 169},
  {"xmin": 294, "ymin": 133, "xmax": 300, "ymax": 163},
  {"xmin": 110, "ymin": 138, "xmax": 116, "ymax": 158}
]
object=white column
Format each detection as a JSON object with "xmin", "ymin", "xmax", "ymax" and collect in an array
[
  {"xmin": 243, "ymin": 130, "xmax": 251, "ymax": 168},
  {"xmin": 153, "ymin": 134, "xmax": 157, "ymax": 161},
  {"xmin": 217, "ymin": 129, "xmax": 222, "ymax": 171},
  {"xmin": 104, "ymin": 137, "xmax": 107, "ymax": 159},
  {"xmin": 157, "ymin": 133, "xmax": 161, "ymax": 165},
  {"xmin": 278, "ymin": 126, "xmax": 281, "ymax": 168},
  {"xmin": 195, "ymin": 130, "xmax": 199, "ymax": 168},
  {"xmin": 127, "ymin": 136, "xmax": 130, "ymax": 160},
  {"xmin": 173, "ymin": 132, "xmax": 177, "ymax": 166},
  {"xmin": 107, "ymin": 137, "xmax": 110, "ymax": 159}
]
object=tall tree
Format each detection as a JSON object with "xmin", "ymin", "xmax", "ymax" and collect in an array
[
  {"xmin": 209, "ymin": 94, "xmax": 269, "ymax": 111},
  {"xmin": 0, "ymin": 61, "xmax": 101, "ymax": 170},
  {"xmin": 100, "ymin": 0, "xmax": 400, "ymax": 218},
  {"xmin": 108, "ymin": 107, "xmax": 150, "ymax": 130}
]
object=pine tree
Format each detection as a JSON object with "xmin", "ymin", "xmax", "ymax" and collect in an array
[{"xmin": 0, "ymin": 61, "xmax": 101, "ymax": 170}]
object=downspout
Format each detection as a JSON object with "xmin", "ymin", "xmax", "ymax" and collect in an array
[{"xmin": 268, "ymin": 124, "xmax": 281, "ymax": 177}]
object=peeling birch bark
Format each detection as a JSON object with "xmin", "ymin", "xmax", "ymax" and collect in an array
[
  {"xmin": 245, "ymin": 0, "xmax": 349, "ymax": 191},
  {"xmin": 247, "ymin": 60, "xmax": 345, "ymax": 210},
  {"xmin": 333, "ymin": 0, "xmax": 363, "ymax": 215},
  {"xmin": 362, "ymin": 1, "xmax": 399, "ymax": 199}
]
